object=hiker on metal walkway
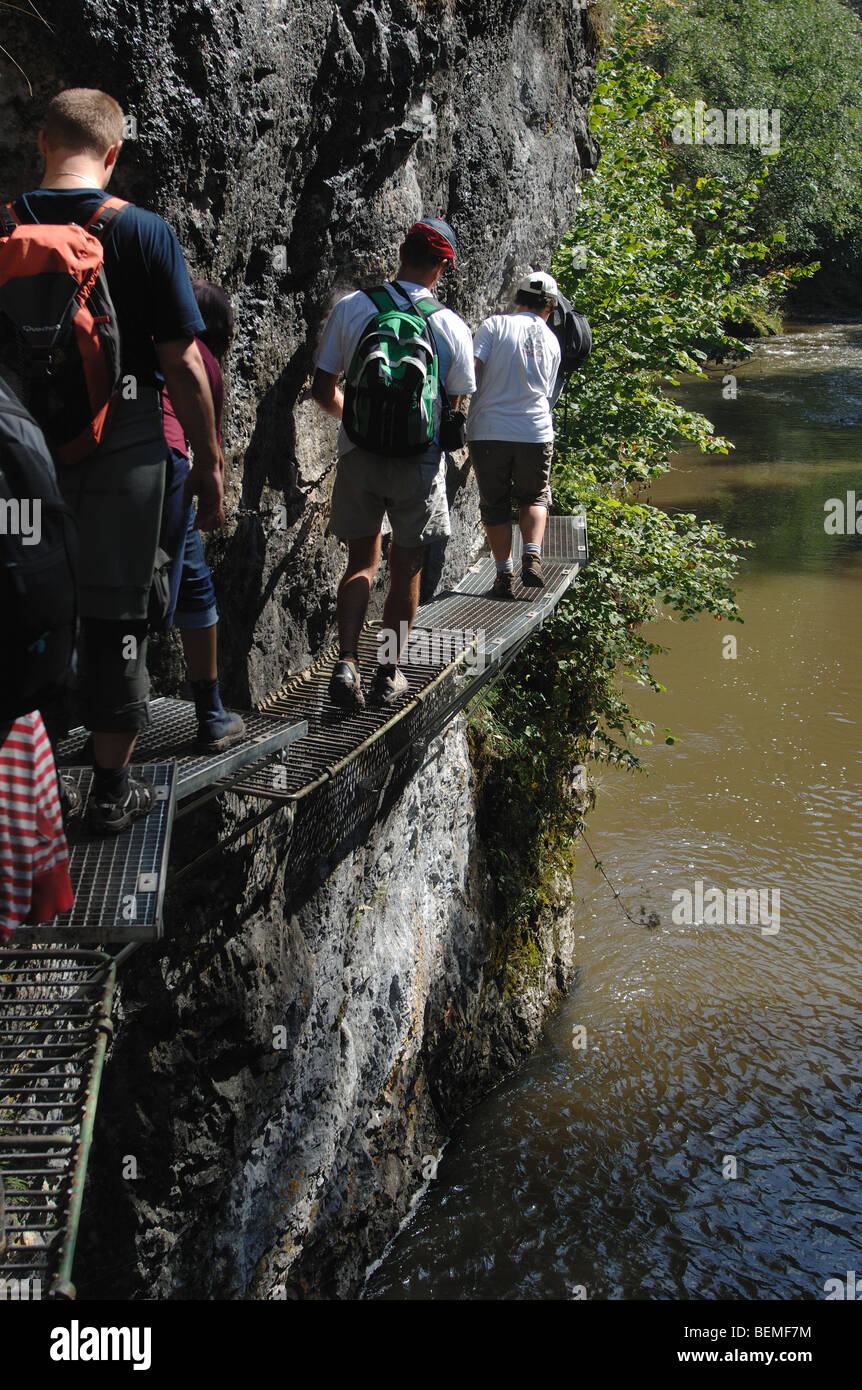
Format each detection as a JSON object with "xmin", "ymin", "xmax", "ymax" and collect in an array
[
  {"xmin": 0, "ymin": 88, "xmax": 223, "ymax": 833},
  {"xmin": 160, "ymin": 279, "xmax": 246, "ymax": 752},
  {"xmin": 467, "ymin": 271, "xmax": 561, "ymax": 598},
  {"xmin": 311, "ymin": 218, "xmax": 475, "ymax": 710}
]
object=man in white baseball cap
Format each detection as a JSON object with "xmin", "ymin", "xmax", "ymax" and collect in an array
[{"xmin": 467, "ymin": 270, "xmax": 561, "ymax": 596}]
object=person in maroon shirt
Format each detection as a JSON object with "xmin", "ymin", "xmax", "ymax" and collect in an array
[{"xmin": 160, "ymin": 281, "xmax": 245, "ymax": 750}]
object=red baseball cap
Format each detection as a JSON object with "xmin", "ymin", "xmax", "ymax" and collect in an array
[{"xmin": 406, "ymin": 217, "xmax": 457, "ymax": 267}]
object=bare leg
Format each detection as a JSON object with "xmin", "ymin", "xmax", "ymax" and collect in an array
[
  {"xmin": 180, "ymin": 625, "xmax": 218, "ymax": 683},
  {"xmin": 91, "ymin": 732, "xmax": 137, "ymax": 768},
  {"xmin": 485, "ymin": 521, "xmax": 514, "ymax": 565},
  {"xmin": 381, "ymin": 543, "xmax": 425, "ymax": 663},
  {"xmin": 338, "ymin": 534, "xmax": 382, "ymax": 655},
  {"xmin": 519, "ymin": 504, "xmax": 548, "ymax": 548}
]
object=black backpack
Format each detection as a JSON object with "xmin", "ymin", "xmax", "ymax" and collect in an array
[
  {"xmin": 0, "ymin": 378, "xmax": 78, "ymax": 722},
  {"xmin": 548, "ymin": 290, "xmax": 592, "ymax": 405}
]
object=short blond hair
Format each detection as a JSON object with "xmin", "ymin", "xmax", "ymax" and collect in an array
[{"xmin": 42, "ymin": 88, "xmax": 125, "ymax": 155}]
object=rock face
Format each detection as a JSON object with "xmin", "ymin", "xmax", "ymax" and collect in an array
[
  {"xmin": 1, "ymin": 0, "xmax": 597, "ymax": 1297},
  {"xmin": 78, "ymin": 722, "xmax": 579, "ymax": 1299}
]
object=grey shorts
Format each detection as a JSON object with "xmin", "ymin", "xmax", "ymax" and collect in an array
[
  {"xmin": 54, "ymin": 388, "xmax": 166, "ymax": 733},
  {"xmin": 468, "ymin": 438, "xmax": 554, "ymax": 526},
  {"xmin": 57, "ymin": 387, "xmax": 167, "ymax": 622},
  {"xmin": 329, "ymin": 446, "xmax": 451, "ymax": 548}
]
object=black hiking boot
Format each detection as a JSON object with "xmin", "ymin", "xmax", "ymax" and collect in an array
[
  {"xmin": 88, "ymin": 777, "xmax": 155, "ymax": 835},
  {"xmin": 329, "ymin": 658, "xmax": 365, "ymax": 711}
]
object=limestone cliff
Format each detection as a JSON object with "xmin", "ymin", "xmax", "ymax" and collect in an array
[{"xmin": 1, "ymin": 0, "xmax": 597, "ymax": 1297}]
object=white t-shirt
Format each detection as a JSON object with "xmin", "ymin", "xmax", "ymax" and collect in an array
[
  {"xmin": 313, "ymin": 280, "xmax": 476, "ymax": 459},
  {"xmin": 467, "ymin": 311, "xmax": 561, "ymax": 444}
]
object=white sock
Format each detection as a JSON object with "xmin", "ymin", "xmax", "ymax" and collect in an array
[
  {"xmin": 524, "ymin": 542, "xmax": 541, "ymax": 556},
  {"xmin": 496, "ymin": 558, "xmax": 514, "ymax": 573}
]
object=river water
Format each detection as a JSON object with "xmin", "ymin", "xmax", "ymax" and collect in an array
[{"xmin": 365, "ymin": 323, "xmax": 862, "ymax": 1301}]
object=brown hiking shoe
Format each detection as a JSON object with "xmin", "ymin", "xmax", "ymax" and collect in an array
[
  {"xmin": 370, "ymin": 665, "xmax": 409, "ymax": 704},
  {"xmin": 521, "ymin": 552, "xmax": 545, "ymax": 587},
  {"xmin": 490, "ymin": 570, "xmax": 515, "ymax": 599}
]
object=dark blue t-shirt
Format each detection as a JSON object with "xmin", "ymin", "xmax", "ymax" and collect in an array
[{"xmin": 16, "ymin": 188, "xmax": 204, "ymax": 388}]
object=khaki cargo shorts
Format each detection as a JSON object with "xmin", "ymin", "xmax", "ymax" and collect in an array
[
  {"xmin": 329, "ymin": 446, "xmax": 451, "ymax": 548},
  {"xmin": 468, "ymin": 438, "xmax": 553, "ymax": 526}
]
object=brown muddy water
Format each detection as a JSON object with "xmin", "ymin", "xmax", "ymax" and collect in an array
[{"xmin": 364, "ymin": 323, "xmax": 862, "ymax": 1300}]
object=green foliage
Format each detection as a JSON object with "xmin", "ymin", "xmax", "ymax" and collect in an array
[
  {"xmin": 469, "ymin": 0, "xmax": 809, "ymax": 935},
  {"xmin": 643, "ymin": 0, "xmax": 862, "ymax": 263}
]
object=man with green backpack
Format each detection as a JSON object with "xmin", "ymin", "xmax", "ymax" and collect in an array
[{"xmin": 312, "ymin": 219, "xmax": 475, "ymax": 710}]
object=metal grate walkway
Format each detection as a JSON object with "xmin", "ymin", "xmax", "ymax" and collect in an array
[
  {"xmin": 0, "ymin": 948, "xmax": 115, "ymax": 1300},
  {"xmin": 57, "ymin": 698, "xmax": 308, "ymax": 803},
  {"xmin": 219, "ymin": 514, "xmax": 588, "ymax": 891},
  {"xmin": 15, "ymin": 763, "xmax": 177, "ymax": 945},
  {"xmin": 17, "ymin": 700, "xmax": 309, "ymax": 945}
]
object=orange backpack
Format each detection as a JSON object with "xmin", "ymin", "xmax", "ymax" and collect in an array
[{"xmin": 0, "ymin": 195, "xmax": 129, "ymax": 465}]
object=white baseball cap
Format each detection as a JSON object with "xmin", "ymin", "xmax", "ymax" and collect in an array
[{"xmin": 517, "ymin": 270, "xmax": 559, "ymax": 303}]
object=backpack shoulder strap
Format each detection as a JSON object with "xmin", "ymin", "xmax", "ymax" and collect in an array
[
  {"xmin": 365, "ymin": 284, "xmax": 400, "ymax": 315},
  {"xmin": 0, "ymin": 202, "xmax": 22, "ymax": 236},
  {"xmin": 391, "ymin": 280, "xmax": 442, "ymax": 322},
  {"xmin": 84, "ymin": 195, "xmax": 130, "ymax": 241}
]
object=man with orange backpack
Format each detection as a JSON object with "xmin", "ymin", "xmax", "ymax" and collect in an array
[{"xmin": 0, "ymin": 88, "xmax": 223, "ymax": 833}]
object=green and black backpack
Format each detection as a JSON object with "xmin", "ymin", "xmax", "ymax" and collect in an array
[{"xmin": 343, "ymin": 281, "xmax": 443, "ymax": 457}]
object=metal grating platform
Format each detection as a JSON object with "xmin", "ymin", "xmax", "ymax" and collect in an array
[
  {"xmin": 416, "ymin": 564, "xmax": 566, "ymax": 633},
  {"xmin": 0, "ymin": 948, "xmax": 115, "ymax": 1300},
  {"xmin": 510, "ymin": 512, "xmax": 588, "ymax": 562},
  {"xmin": 56, "ymin": 698, "xmax": 308, "ymax": 802},
  {"xmin": 233, "ymin": 628, "xmax": 451, "ymax": 802},
  {"xmin": 416, "ymin": 513, "xmax": 587, "ymax": 634},
  {"xmin": 133, "ymin": 514, "xmax": 587, "ymax": 890},
  {"xmin": 233, "ymin": 515, "xmax": 588, "ymax": 807},
  {"xmin": 14, "ymin": 763, "xmax": 177, "ymax": 945}
]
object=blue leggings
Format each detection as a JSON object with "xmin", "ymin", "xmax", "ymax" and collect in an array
[{"xmin": 161, "ymin": 446, "xmax": 219, "ymax": 631}]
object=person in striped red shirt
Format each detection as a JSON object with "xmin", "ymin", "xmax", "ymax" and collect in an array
[{"xmin": 0, "ymin": 711, "xmax": 74, "ymax": 941}]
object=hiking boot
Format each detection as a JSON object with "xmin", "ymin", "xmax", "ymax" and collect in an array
[
  {"xmin": 521, "ymin": 552, "xmax": 545, "ymax": 587},
  {"xmin": 370, "ymin": 665, "xmax": 409, "ymax": 704},
  {"xmin": 329, "ymin": 658, "xmax": 365, "ymax": 711},
  {"xmin": 490, "ymin": 570, "xmax": 515, "ymax": 599},
  {"xmin": 191, "ymin": 678, "xmax": 247, "ymax": 753},
  {"xmin": 88, "ymin": 777, "xmax": 154, "ymax": 836},
  {"xmin": 195, "ymin": 711, "xmax": 247, "ymax": 753}
]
